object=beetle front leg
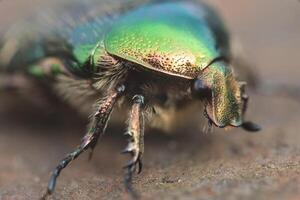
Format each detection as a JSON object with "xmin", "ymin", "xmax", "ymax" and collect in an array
[
  {"xmin": 122, "ymin": 95, "xmax": 145, "ymax": 199},
  {"xmin": 41, "ymin": 85, "xmax": 125, "ymax": 199}
]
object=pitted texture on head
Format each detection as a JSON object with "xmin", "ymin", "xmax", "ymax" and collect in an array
[
  {"xmin": 202, "ymin": 62, "xmax": 242, "ymax": 128},
  {"xmin": 105, "ymin": 2, "xmax": 224, "ymax": 79}
]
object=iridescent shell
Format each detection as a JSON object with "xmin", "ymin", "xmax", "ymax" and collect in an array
[{"xmin": 105, "ymin": 1, "xmax": 229, "ymax": 79}]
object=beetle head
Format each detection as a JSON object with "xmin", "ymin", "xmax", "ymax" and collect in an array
[{"xmin": 192, "ymin": 61, "xmax": 244, "ymax": 128}]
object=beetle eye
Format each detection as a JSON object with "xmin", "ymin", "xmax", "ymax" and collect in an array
[{"xmin": 192, "ymin": 79, "xmax": 211, "ymax": 99}]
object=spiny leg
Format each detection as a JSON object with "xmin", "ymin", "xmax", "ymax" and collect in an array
[
  {"xmin": 86, "ymin": 85, "xmax": 125, "ymax": 160},
  {"xmin": 84, "ymin": 85, "xmax": 126, "ymax": 159},
  {"xmin": 41, "ymin": 85, "xmax": 125, "ymax": 199},
  {"xmin": 122, "ymin": 95, "xmax": 145, "ymax": 199}
]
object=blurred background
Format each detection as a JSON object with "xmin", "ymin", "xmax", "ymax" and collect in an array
[{"xmin": 0, "ymin": 0, "xmax": 299, "ymax": 199}]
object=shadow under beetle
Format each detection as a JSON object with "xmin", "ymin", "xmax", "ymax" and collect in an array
[{"xmin": 0, "ymin": 0, "xmax": 261, "ymax": 199}]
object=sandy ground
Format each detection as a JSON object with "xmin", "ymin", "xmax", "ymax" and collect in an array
[{"xmin": 0, "ymin": 0, "xmax": 300, "ymax": 200}]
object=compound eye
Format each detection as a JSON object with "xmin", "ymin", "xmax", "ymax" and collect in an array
[{"xmin": 192, "ymin": 79, "xmax": 211, "ymax": 99}]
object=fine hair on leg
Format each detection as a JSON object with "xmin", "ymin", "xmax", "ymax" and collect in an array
[
  {"xmin": 122, "ymin": 95, "xmax": 145, "ymax": 199},
  {"xmin": 41, "ymin": 85, "xmax": 125, "ymax": 199}
]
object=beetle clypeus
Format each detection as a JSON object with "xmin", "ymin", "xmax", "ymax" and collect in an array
[{"xmin": 0, "ymin": 0, "xmax": 260, "ymax": 198}]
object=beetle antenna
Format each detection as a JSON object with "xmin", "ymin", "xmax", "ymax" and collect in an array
[
  {"xmin": 239, "ymin": 82, "xmax": 261, "ymax": 132},
  {"xmin": 239, "ymin": 81, "xmax": 248, "ymax": 119},
  {"xmin": 241, "ymin": 121, "xmax": 261, "ymax": 132}
]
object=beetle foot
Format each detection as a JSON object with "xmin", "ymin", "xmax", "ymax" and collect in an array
[
  {"xmin": 122, "ymin": 136, "xmax": 143, "ymax": 200},
  {"xmin": 122, "ymin": 137, "xmax": 143, "ymax": 174}
]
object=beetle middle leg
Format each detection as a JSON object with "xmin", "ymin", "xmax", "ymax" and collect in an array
[
  {"xmin": 41, "ymin": 85, "xmax": 125, "ymax": 199},
  {"xmin": 122, "ymin": 95, "xmax": 145, "ymax": 199}
]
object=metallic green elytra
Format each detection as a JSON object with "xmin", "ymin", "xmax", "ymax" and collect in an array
[
  {"xmin": 0, "ymin": 0, "xmax": 261, "ymax": 199},
  {"xmin": 105, "ymin": 2, "xmax": 220, "ymax": 79}
]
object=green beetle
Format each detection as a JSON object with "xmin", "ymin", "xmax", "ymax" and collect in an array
[{"xmin": 0, "ymin": 0, "xmax": 260, "ymax": 198}]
